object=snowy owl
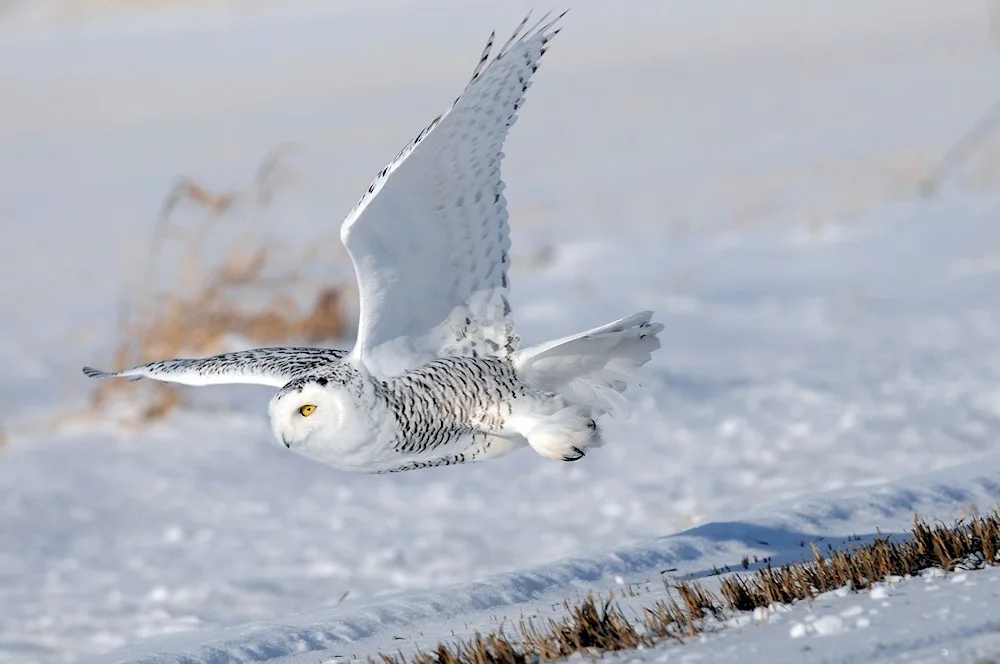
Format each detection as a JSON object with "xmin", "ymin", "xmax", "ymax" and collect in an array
[{"xmin": 83, "ymin": 12, "xmax": 664, "ymax": 474}]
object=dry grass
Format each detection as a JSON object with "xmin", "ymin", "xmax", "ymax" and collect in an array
[
  {"xmin": 720, "ymin": 513, "xmax": 1000, "ymax": 610},
  {"xmin": 376, "ymin": 595, "xmax": 666, "ymax": 664},
  {"xmin": 88, "ymin": 146, "xmax": 352, "ymax": 425},
  {"xmin": 373, "ymin": 511, "xmax": 1000, "ymax": 663},
  {"xmin": 518, "ymin": 595, "xmax": 651, "ymax": 657}
]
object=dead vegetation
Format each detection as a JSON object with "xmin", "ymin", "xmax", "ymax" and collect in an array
[
  {"xmin": 720, "ymin": 511, "xmax": 1000, "ymax": 610},
  {"xmin": 374, "ymin": 510, "xmax": 1000, "ymax": 664},
  {"xmin": 88, "ymin": 145, "xmax": 352, "ymax": 425}
]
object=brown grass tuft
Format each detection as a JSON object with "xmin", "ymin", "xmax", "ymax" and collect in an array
[
  {"xmin": 719, "ymin": 512, "xmax": 1000, "ymax": 610},
  {"xmin": 392, "ymin": 633, "xmax": 531, "ymax": 664},
  {"xmin": 88, "ymin": 146, "xmax": 352, "ymax": 425},
  {"xmin": 519, "ymin": 594, "xmax": 649, "ymax": 658},
  {"xmin": 372, "ymin": 511, "xmax": 1000, "ymax": 663},
  {"xmin": 374, "ymin": 594, "xmax": 663, "ymax": 664}
]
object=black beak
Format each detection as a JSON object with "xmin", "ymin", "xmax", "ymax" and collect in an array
[{"xmin": 282, "ymin": 437, "xmax": 291, "ymax": 449}]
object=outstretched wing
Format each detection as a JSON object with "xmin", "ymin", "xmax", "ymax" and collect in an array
[
  {"xmin": 340, "ymin": 12, "xmax": 565, "ymax": 376},
  {"xmin": 82, "ymin": 347, "xmax": 348, "ymax": 388}
]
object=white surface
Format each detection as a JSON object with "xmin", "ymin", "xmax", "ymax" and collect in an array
[
  {"xmin": 3, "ymin": 1, "xmax": 1000, "ymax": 662},
  {"xmin": 83, "ymin": 457, "xmax": 1000, "ymax": 663}
]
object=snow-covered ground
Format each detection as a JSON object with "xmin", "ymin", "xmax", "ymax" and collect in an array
[
  {"xmin": 75, "ymin": 456, "xmax": 1000, "ymax": 664},
  {"xmin": 3, "ymin": 1, "xmax": 1000, "ymax": 662}
]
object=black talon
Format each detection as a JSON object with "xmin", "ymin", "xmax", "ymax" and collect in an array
[{"xmin": 562, "ymin": 446, "xmax": 585, "ymax": 462}]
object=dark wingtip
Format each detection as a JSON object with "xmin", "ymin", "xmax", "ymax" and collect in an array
[{"xmin": 82, "ymin": 367, "xmax": 111, "ymax": 379}]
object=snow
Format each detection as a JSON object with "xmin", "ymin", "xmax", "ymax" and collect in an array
[
  {"xmin": 3, "ymin": 1, "xmax": 1000, "ymax": 663},
  {"xmin": 78, "ymin": 458, "xmax": 1000, "ymax": 664}
]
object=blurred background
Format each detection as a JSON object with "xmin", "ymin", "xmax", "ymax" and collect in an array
[{"xmin": 3, "ymin": 1, "xmax": 1000, "ymax": 662}]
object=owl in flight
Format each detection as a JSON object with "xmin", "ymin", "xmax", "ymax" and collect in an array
[{"xmin": 84, "ymin": 12, "xmax": 664, "ymax": 474}]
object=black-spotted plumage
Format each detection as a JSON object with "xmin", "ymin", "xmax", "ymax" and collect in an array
[
  {"xmin": 382, "ymin": 357, "xmax": 522, "ymax": 454},
  {"xmin": 83, "ymin": 347, "xmax": 348, "ymax": 387}
]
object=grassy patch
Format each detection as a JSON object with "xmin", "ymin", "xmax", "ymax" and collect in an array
[
  {"xmin": 88, "ymin": 146, "xmax": 352, "ymax": 425},
  {"xmin": 374, "ymin": 510, "xmax": 1000, "ymax": 663}
]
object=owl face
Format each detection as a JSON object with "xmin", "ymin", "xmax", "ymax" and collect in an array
[{"xmin": 268, "ymin": 377, "xmax": 345, "ymax": 452}]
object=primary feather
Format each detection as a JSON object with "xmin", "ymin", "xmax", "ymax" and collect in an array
[
  {"xmin": 83, "ymin": 348, "xmax": 348, "ymax": 387},
  {"xmin": 341, "ymin": 11, "xmax": 565, "ymax": 377}
]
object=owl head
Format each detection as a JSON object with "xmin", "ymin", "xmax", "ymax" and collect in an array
[
  {"xmin": 266, "ymin": 364, "xmax": 380, "ymax": 472},
  {"xmin": 268, "ymin": 375, "xmax": 347, "ymax": 452}
]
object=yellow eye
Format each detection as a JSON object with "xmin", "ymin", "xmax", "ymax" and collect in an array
[{"xmin": 298, "ymin": 404, "xmax": 317, "ymax": 417}]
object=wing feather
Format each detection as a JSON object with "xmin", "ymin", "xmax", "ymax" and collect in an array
[
  {"xmin": 82, "ymin": 347, "xmax": 347, "ymax": 388},
  {"xmin": 340, "ymin": 12, "xmax": 566, "ymax": 377}
]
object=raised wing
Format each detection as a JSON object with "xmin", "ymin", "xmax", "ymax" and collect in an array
[
  {"xmin": 82, "ymin": 347, "xmax": 348, "ymax": 388},
  {"xmin": 340, "ymin": 12, "xmax": 565, "ymax": 376}
]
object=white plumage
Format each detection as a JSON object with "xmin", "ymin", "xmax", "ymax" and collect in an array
[{"xmin": 84, "ymin": 12, "xmax": 665, "ymax": 474}]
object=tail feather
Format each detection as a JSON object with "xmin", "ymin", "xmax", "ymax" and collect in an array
[{"xmin": 512, "ymin": 311, "xmax": 663, "ymax": 418}]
